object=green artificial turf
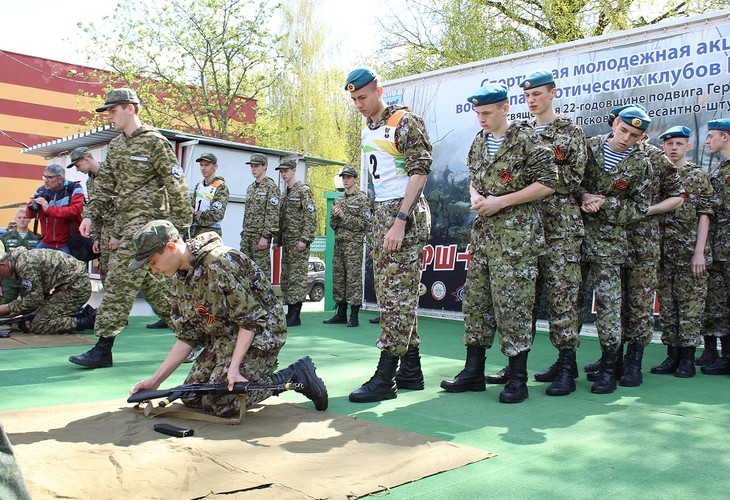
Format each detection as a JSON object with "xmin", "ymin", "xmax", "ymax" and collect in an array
[{"xmin": 2, "ymin": 312, "xmax": 729, "ymax": 499}]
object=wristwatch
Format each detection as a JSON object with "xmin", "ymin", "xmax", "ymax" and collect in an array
[{"xmin": 396, "ymin": 211, "xmax": 408, "ymax": 221}]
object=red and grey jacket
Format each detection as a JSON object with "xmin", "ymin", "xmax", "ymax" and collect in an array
[{"xmin": 25, "ymin": 180, "xmax": 84, "ymax": 248}]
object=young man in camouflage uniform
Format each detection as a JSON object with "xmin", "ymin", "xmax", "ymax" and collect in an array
[
  {"xmin": 579, "ymin": 106, "xmax": 653, "ymax": 394},
  {"xmin": 650, "ymin": 126, "xmax": 714, "ymax": 378},
  {"xmin": 700, "ymin": 118, "xmax": 730, "ymax": 375},
  {"xmin": 0, "ymin": 209, "xmax": 40, "ymax": 304},
  {"xmin": 273, "ymin": 159, "xmax": 316, "ymax": 327},
  {"xmin": 440, "ymin": 83, "xmax": 556, "ymax": 404},
  {"xmin": 69, "ymin": 88, "xmax": 192, "ymax": 369},
  {"xmin": 128, "ymin": 220, "xmax": 327, "ymax": 417},
  {"xmin": 323, "ymin": 166, "xmax": 370, "ymax": 327},
  {"xmin": 0, "ymin": 248, "xmax": 93, "ymax": 334},
  {"xmin": 190, "ymin": 152, "xmax": 229, "ymax": 238},
  {"xmin": 346, "ymin": 67, "xmax": 432, "ymax": 403},
  {"xmin": 240, "ymin": 153, "xmax": 279, "ymax": 281}
]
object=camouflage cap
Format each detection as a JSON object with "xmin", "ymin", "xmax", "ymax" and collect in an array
[
  {"xmin": 196, "ymin": 152, "xmax": 218, "ymax": 163},
  {"xmin": 128, "ymin": 220, "xmax": 180, "ymax": 271},
  {"xmin": 246, "ymin": 153, "xmax": 268, "ymax": 165},
  {"xmin": 275, "ymin": 158, "xmax": 297, "ymax": 170},
  {"xmin": 338, "ymin": 166, "xmax": 359, "ymax": 177},
  {"xmin": 67, "ymin": 146, "xmax": 92, "ymax": 168},
  {"xmin": 95, "ymin": 88, "xmax": 140, "ymax": 112}
]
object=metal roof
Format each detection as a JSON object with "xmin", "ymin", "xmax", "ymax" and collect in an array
[{"xmin": 21, "ymin": 125, "xmax": 346, "ymax": 168}]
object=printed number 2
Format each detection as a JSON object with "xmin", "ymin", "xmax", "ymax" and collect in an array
[{"xmin": 369, "ymin": 154, "xmax": 380, "ymax": 179}]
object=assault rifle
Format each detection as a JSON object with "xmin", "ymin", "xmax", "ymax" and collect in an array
[
  {"xmin": 0, "ymin": 312, "xmax": 36, "ymax": 334},
  {"xmin": 128, "ymin": 381, "xmax": 303, "ymax": 407}
]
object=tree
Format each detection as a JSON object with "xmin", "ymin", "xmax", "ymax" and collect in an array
[{"xmin": 77, "ymin": 0, "xmax": 284, "ymax": 143}]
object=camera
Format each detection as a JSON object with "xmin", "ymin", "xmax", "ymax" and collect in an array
[{"xmin": 29, "ymin": 187, "xmax": 52, "ymax": 214}]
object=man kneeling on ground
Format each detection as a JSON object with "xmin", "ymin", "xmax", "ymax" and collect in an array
[{"xmin": 128, "ymin": 221, "xmax": 328, "ymax": 416}]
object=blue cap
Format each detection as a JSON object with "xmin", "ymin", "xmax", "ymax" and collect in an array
[
  {"xmin": 467, "ymin": 83, "xmax": 509, "ymax": 106},
  {"xmin": 707, "ymin": 119, "xmax": 730, "ymax": 132},
  {"xmin": 659, "ymin": 126, "xmax": 692, "ymax": 141},
  {"xmin": 519, "ymin": 70, "xmax": 554, "ymax": 89},
  {"xmin": 617, "ymin": 106, "xmax": 651, "ymax": 131},
  {"xmin": 345, "ymin": 67, "xmax": 376, "ymax": 92},
  {"xmin": 608, "ymin": 103, "xmax": 646, "ymax": 126}
]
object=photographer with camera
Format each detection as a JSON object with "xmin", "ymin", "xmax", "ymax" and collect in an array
[{"xmin": 25, "ymin": 164, "xmax": 84, "ymax": 254}]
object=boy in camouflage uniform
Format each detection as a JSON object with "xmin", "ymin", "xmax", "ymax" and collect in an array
[
  {"xmin": 323, "ymin": 166, "xmax": 370, "ymax": 327},
  {"xmin": 440, "ymin": 83, "xmax": 556, "ymax": 404},
  {"xmin": 128, "ymin": 220, "xmax": 327, "ymax": 417},
  {"xmin": 0, "ymin": 248, "xmax": 93, "ymax": 334},
  {"xmin": 579, "ymin": 106, "xmax": 653, "ymax": 394},
  {"xmin": 240, "ymin": 153, "xmax": 280, "ymax": 280},
  {"xmin": 345, "ymin": 67, "xmax": 432, "ymax": 403},
  {"xmin": 69, "ymin": 88, "xmax": 192, "ymax": 369},
  {"xmin": 650, "ymin": 126, "xmax": 714, "ymax": 378},
  {"xmin": 190, "ymin": 152, "xmax": 229, "ymax": 238},
  {"xmin": 273, "ymin": 159, "xmax": 316, "ymax": 327},
  {"xmin": 700, "ymin": 118, "xmax": 730, "ymax": 375},
  {"xmin": 0, "ymin": 209, "xmax": 41, "ymax": 304}
]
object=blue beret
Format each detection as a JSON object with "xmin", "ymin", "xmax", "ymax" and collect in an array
[
  {"xmin": 707, "ymin": 119, "xmax": 730, "ymax": 132},
  {"xmin": 467, "ymin": 83, "xmax": 509, "ymax": 106},
  {"xmin": 659, "ymin": 126, "xmax": 692, "ymax": 141},
  {"xmin": 617, "ymin": 106, "xmax": 651, "ymax": 131},
  {"xmin": 345, "ymin": 67, "xmax": 376, "ymax": 92},
  {"xmin": 608, "ymin": 103, "xmax": 646, "ymax": 126},
  {"xmin": 519, "ymin": 70, "xmax": 554, "ymax": 89}
]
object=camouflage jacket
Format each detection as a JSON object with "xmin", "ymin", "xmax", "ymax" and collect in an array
[
  {"xmin": 0, "ymin": 229, "xmax": 41, "ymax": 251},
  {"xmin": 242, "ymin": 176, "xmax": 280, "ymax": 240},
  {"xmin": 710, "ymin": 158, "xmax": 730, "ymax": 261},
  {"xmin": 191, "ymin": 176, "xmax": 229, "ymax": 229},
  {"xmin": 5, "ymin": 247, "xmax": 86, "ymax": 314},
  {"xmin": 662, "ymin": 162, "xmax": 714, "ymax": 263},
  {"xmin": 330, "ymin": 189, "xmax": 370, "ymax": 240},
  {"xmin": 467, "ymin": 120, "xmax": 556, "ymax": 262},
  {"xmin": 171, "ymin": 233, "xmax": 286, "ymax": 353},
  {"xmin": 533, "ymin": 116, "xmax": 586, "ymax": 240},
  {"xmin": 277, "ymin": 181, "xmax": 316, "ymax": 245},
  {"xmin": 92, "ymin": 125, "xmax": 192, "ymax": 239},
  {"xmin": 364, "ymin": 104, "xmax": 433, "ymax": 176},
  {"xmin": 627, "ymin": 141, "xmax": 685, "ymax": 264}
]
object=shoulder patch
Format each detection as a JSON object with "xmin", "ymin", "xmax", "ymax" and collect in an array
[
  {"xmin": 212, "ymin": 201, "xmax": 223, "ymax": 210},
  {"xmin": 270, "ymin": 196, "xmax": 279, "ymax": 206},
  {"xmin": 171, "ymin": 163, "xmax": 184, "ymax": 179},
  {"xmin": 365, "ymin": 210, "xmax": 372, "ymax": 220},
  {"xmin": 306, "ymin": 203, "xmax": 315, "ymax": 213},
  {"xmin": 21, "ymin": 279, "xmax": 32, "ymax": 290}
]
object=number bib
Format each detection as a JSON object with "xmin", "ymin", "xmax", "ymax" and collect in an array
[{"xmin": 361, "ymin": 110, "xmax": 409, "ymax": 201}]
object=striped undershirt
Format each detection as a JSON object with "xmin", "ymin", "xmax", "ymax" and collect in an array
[
  {"xmin": 487, "ymin": 133, "xmax": 505, "ymax": 157},
  {"xmin": 603, "ymin": 141, "xmax": 633, "ymax": 172}
]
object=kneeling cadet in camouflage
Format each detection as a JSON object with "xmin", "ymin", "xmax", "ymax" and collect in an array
[{"xmin": 128, "ymin": 220, "xmax": 327, "ymax": 417}]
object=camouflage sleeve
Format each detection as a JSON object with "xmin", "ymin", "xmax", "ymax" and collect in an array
[
  {"xmin": 658, "ymin": 157, "xmax": 686, "ymax": 199},
  {"xmin": 301, "ymin": 186, "xmax": 317, "ymax": 245},
  {"xmin": 466, "ymin": 132, "xmax": 484, "ymax": 180},
  {"xmin": 395, "ymin": 112, "xmax": 433, "ymax": 176},
  {"xmin": 697, "ymin": 170, "xmax": 716, "ymax": 217},
  {"xmin": 329, "ymin": 197, "xmax": 341, "ymax": 231},
  {"xmin": 264, "ymin": 182, "xmax": 280, "ymax": 241},
  {"xmin": 561, "ymin": 126, "xmax": 587, "ymax": 194},
  {"xmin": 600, "ymin": 161, "xmax": 652, "ymax": 225},
  {"xmin": 152, "ymin": 138, "xmax": 192, "ymax": 232},
  {"xmin": 274, "ymin": 191, "xmax": 284, "ymax": 246},
  {"xmin": 523, "ymin": 131, "xmax": 557, "ymax": 189},
  {"xmin": 7, "ymin": 267, "xmax": 44, "ymax": 314},
  {"xmin": 194, "ymin": 181, "xmax": 229, "ymax": 227}
]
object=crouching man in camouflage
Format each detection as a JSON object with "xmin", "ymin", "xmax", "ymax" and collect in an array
[
  {"xmin": 0, "ymin": 248, "xmax": 94, "ymax": 334},
  {"xmin": 129, "ymin": 220, "xmax": 328, "ymax": 417}
]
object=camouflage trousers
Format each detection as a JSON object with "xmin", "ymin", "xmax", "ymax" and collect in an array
[
  {"xmin": 532, "ymin": 237, "xmax": 582, "ymax": 350},
  {"xmin": 658, "ymin": 259, "xmax": 706, "ymax": 347},
  {"xmin": 589, "ymin": 262, "xmax": 623, "ymax": 353},
  {"xmin": 240, "ymin": 233, "xmax": 272, "ymax": 282},
  {"xmin": 0, "ymin": 276, "xmax": 21, "ymax": 305},
  {"xmin": 0, "ymin": 425, "xmax": 31, "ymax": 500},
  {"xmin": 332, "ymin": 235, "xmax": 364, "ymax": 305},
  {"xmin": 371, "ymin": 197, "xmax": 430, "ymax": 356},
  {"xmin": 183, "ymin": 332, "xmax": 281, "ymax": 417},
  {"xmin": 621, "ymin": 261, "xmax": 657, "ymax": 346},
  {"xmin": 29, "ymin": 279, "xmax": 91, "ymax": 335},
  {"xmin": 280, "ymin": 239, "xmax": 309, "ymax": 304},
  {"xmin": 95, "ymin": 238, "xmax": 173, "ymax": 338},
  {"xmin": 701, "ymin": 260, "xmax": 730, "ymax": 338}
]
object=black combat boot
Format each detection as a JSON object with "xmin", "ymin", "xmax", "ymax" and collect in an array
[
  {"xmin": 369, "ymin": 315, "xmax": 380, "ymax": 324},
  {"xmin": 587, "ymin": 344, "xmax": 624, "ymax": 382},
  {"xmin": 650, "ymin": 345, "xmax": 680, "ymax": 374},
  {"xmin": 485, "ymin": 364, "xmax": 511, "ymax": 384},
  {"xmin": 75, "ymin": 305, "xmax": 96, "ymax": 332},
  {"xmin": 440, "ymin": 345, "xmax": 487, "ymax": 392},
  {"xmin": 583, "ymin": 357, "xmax": 601, "ymax": 373},
  {"xmin": 271, "ymin": 356, "xmax": 328, "ymax": 411},
  {"xmin": 545, "ymin": 349, "xmax": 578, "ymax": 396},
  {"xmin": 68, "ymin": 336, "xmax": 115, "ymax": 368},
  {"xmin": 619, "ymin": 342, "xmax": 644, "ymax": 387},
  {"xmin": 701, "ymin": 337, "xmax": 730, "ymax": 375},
  {"xmin": 349, "ymin": 350, "xmax": 399, "ymax": 402},
  {"xmin": 535, "ymin": 350, "xmax": 579, "ymax": 382},
  {"xmin": 347, "ymin": 305, "xmax": 360, "ymax": 328},
  {"xmin": 395, "ymin": 346, "xmax": 424, "ymax": 390},
  {"xmin": 323, "ymin": 303, "xmax": 347, "ymax": 324},
  {"xmin": 674, "ymin": 347, "xmax": 697, "ymax": 378},
  {"xmin": 499, "ymin": 351, "xmax": 529, "ymax": 403},
  {"xmin": 590, "ymin": 349, "xmax": 619, "ymax": 394},
  {"xmin": 286, "ymin": 302, "xmax": 302, "ymax": 327},
  {"xmin": 695, "ymin": 335, "xmax": 718, "ymax": 366},
  {"xmin": 146, "ymin": 318, "xmax": 168, "ymax": 329}
]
